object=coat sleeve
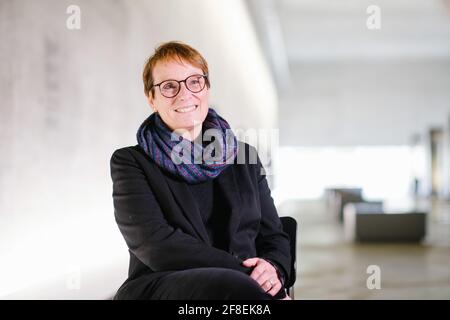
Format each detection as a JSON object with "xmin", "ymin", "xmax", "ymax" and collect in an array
[
  {"xmin": 110, "ymin": 148, "xmax": 251, "ymax": 274},
  {"xmin": 254, "ymin": 152, "xmax": 292, "ymax": 283}
]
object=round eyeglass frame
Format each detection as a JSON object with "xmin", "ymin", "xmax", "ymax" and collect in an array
[{"xmin": 151, "ymin": 74, "xmax": 209, "ymax": 98}]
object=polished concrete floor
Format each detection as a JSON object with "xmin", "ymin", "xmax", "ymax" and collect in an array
[{"xmin": 278, "ymin": 199, "xmax": 450, "ymax": 299}]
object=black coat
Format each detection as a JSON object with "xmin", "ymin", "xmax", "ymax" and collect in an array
[{"xmin": 110, "ymin": 142, "xmax": 291, "ymax": 289}]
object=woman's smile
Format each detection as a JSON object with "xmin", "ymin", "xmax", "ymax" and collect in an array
[{"xmin": 175, "ymin": 105, "xmax": 198, "ymax": 113}]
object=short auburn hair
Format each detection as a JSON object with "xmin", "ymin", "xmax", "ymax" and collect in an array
[{"xmin": 142, "ymin": 41, "xmax": 210, "ymax": 98}]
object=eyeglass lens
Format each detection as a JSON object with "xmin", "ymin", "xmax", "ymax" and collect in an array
[{"xmin": 159, "ymin": 75, "xmax": 206, "ymax": 98}]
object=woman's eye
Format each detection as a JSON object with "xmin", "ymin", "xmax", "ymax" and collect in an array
[
  {"xmin": 188, "ymin": 78, "xmax": 201, "ymax": 85},
  {"xmin": 163, "ymin": 82, "xmax": 177, "ymax": 89}
]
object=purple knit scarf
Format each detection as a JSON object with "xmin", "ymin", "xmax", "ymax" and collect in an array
[{"xmin": 137, "ymin": 108, "xmax": 237, "ymax": 184}]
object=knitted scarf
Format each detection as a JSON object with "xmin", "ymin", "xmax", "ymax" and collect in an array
[{"xmin": 137, "ymin": 108, "xmax": 237, "ymax": 184}]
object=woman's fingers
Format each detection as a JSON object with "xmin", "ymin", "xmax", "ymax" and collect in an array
[
  {"xmin": 267, "ymin": 281, "xmax": 282, "ymax": 296},
  {"xmin": 256, "ymin": 271, "xmax": 281, "ymax": 296},
  {"xmin": 254, "ymin": 269, "xmax": 273, "ymax": 286},
  {"xmin": 244, "ymin": 257, "xmax": 282, "ymax": 296},
  {"xmin": 253, "ymin": 261, "xmax": 278, "ymax": 284},
  {"xmin": 242, "ymin": 257, "xmax": 259, "ymax": 267}
]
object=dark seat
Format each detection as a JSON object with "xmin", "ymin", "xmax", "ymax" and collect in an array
[{"xmin": 280, "ymin": 216, "xmax": 297, "ymax": 299}]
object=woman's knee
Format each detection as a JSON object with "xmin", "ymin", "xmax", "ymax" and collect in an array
[
  {"xmin": 201, "ymin": 268, "xmax": 270, "ymax": 300},
  {"xmin": 126, "ymin": 268, "xmax": 271, "ymax": 300}
]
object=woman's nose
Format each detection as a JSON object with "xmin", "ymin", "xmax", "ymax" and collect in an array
[{"xmin": 177, "ymin": 82, "xmax": 190, "ymax": 100}]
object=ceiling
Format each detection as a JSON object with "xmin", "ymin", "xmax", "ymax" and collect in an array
[{"xmin": 247, "ymin": 0, "xmax": 450, "ymax": 87}]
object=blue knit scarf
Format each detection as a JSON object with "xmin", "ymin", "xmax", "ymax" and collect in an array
[{"xmin": 137, "ymin": 108, "xmax": 237, "ymax": 184}]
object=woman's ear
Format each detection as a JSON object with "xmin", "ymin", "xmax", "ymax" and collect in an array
[{"xmin": 147, "ymin": 94, "xmax": 157, "ymax": 113}]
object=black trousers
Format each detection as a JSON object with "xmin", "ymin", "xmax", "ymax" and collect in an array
[{"xmin": 114, "ymin": 267, "xmax": 286, "ymax": 300}]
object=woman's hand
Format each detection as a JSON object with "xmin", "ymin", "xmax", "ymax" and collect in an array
[{"xmin": 242, "ymin": 257, "xmax": 282, "ymax": 297}]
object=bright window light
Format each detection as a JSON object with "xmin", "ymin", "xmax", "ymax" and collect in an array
[{"xmin": 272, "ymin": 145, "xmax": 427, "ymax": 204}]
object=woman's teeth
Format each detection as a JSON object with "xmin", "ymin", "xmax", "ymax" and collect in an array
[{"xmin": 175, "ymin": 105, "xmax": 197, "ymax": 113}]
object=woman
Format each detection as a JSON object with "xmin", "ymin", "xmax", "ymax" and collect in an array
[{"xmin": 110, "ymin": 41, "xmax": 291, "ymax": 300}]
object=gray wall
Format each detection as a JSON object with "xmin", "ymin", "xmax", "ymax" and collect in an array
[{"xmin": 280, "ymin": 59, "xmax": 450, "ymax": 146}]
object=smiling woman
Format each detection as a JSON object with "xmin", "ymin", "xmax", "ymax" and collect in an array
[
  {"xmin": 143, "ymin": 42, "xmax": 211, "ymax": 141},
  {"xmin": 110, "ymin": 41, "xmax": 291, "ymax": 300}
]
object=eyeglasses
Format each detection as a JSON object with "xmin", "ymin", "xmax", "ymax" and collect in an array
[{"xmin": 151, "ymin": 74, "xmax": 208, "ymax": 98}]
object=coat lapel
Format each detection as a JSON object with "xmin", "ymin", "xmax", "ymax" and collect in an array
[
  {"xmin": 165, "ymin": 166, "xmax": 243, "ymax": 247},
  {"xmin": 216, "ymin": 166, "xmax": 242, "ymax": 240},
  {"xmin": 165, "ymin": 177, "xmax": 211, "ymax": 244}
]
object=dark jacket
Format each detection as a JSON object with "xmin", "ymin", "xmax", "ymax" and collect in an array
[{"xmin": 110, "ymin": 142, "xmax": 291, "ymax": 289}]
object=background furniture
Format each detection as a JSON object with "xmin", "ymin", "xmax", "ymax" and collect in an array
[{"xmin": 344, "ymin": 203, "xmax": 427, "ymax": 242}]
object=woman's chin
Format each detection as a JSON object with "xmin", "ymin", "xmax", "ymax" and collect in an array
[
  {"xmin": 172, "ymin": 110, "xmax": 206, "ymax": 127},
  {"xmin": 171, "ymin": 119, "xmax": 201, "ymax": 135},
  {"xmin": 173, "ymin": 117, "xmax": 200, "ymax": 129}
]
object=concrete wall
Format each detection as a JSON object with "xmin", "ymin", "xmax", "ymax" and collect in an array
[
  {"xmin": 280, "ymin": 59, "xmax": 450, "ymax": 146},
  {"xmin": 0, "ymin": 0, "xmax": 277, "ymax": 298},
  {"xmin": 274, "ymin": 0, "xmax": 450, "ymax": 147}
]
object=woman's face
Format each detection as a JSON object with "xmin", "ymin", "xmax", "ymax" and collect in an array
[{"xmin": 148, "ymin": 59, "xmax": 209, "ymax": 139}]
